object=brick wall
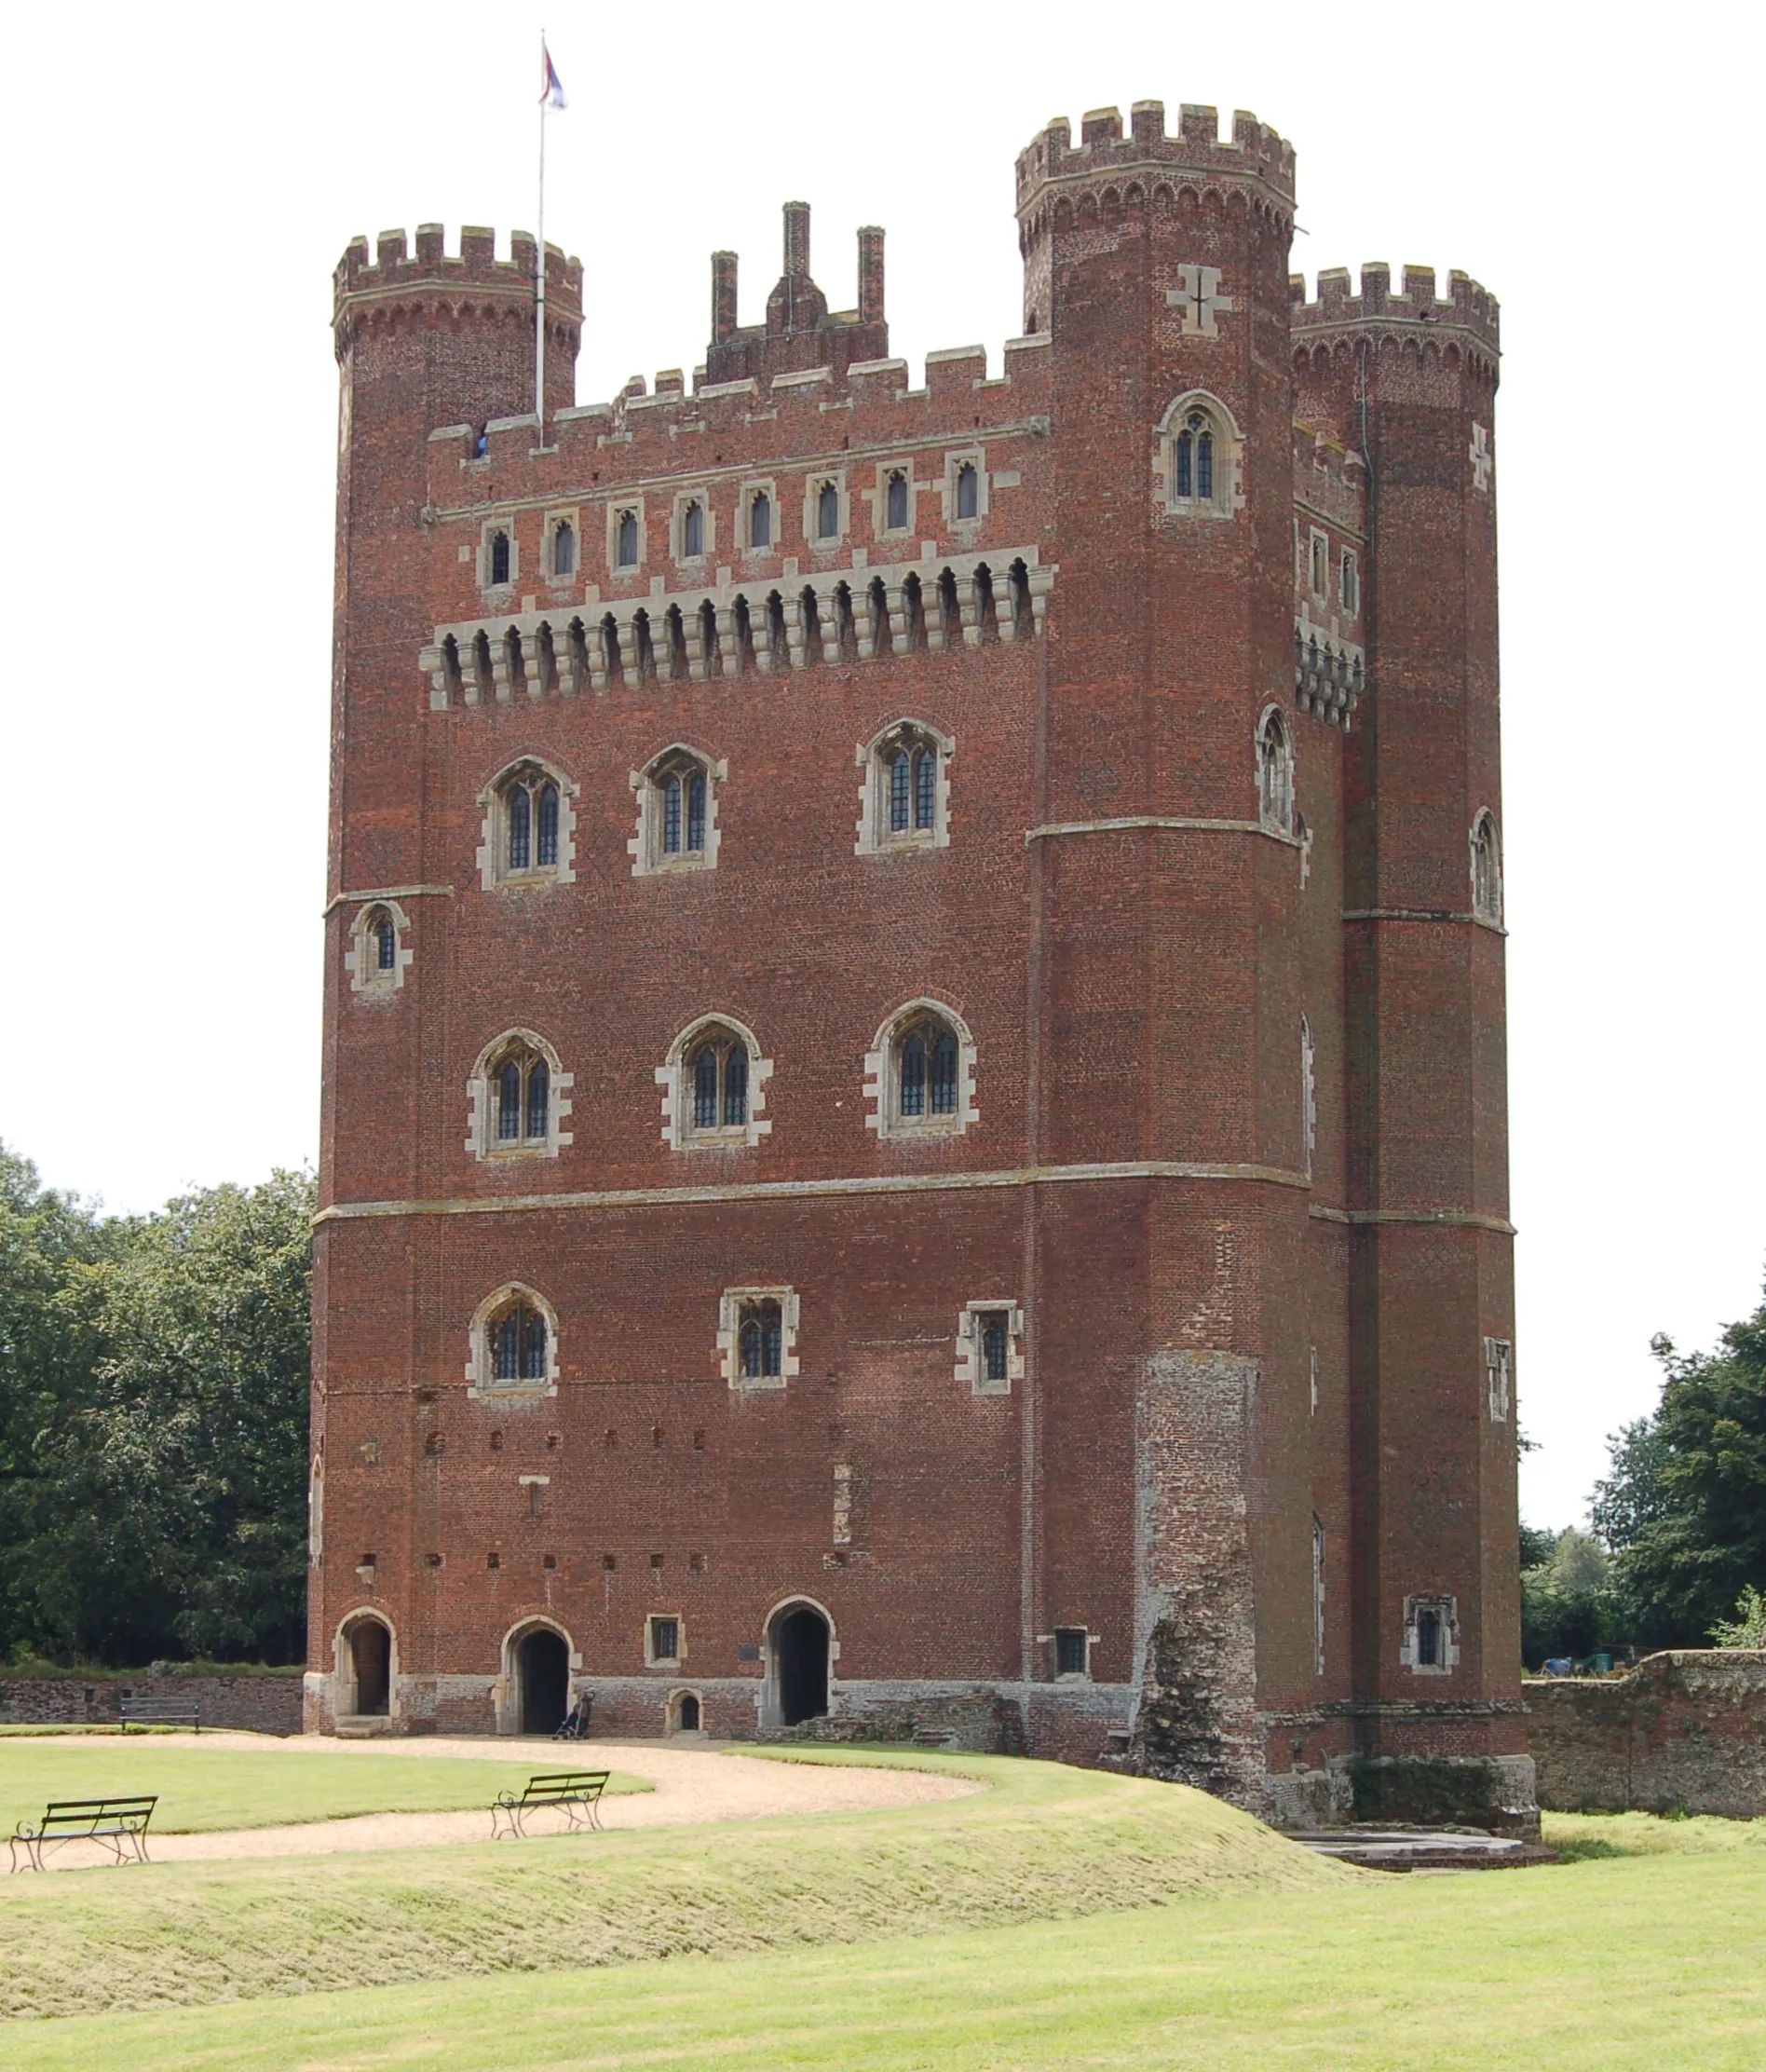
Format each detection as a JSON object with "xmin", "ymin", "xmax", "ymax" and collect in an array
[
  {"xmin": 1528, "ymin": 1652, "xmax": 1766, "ymax": 1818},
  {"xmin": 0, "ymin": 1671, "xmax": 305, "ymax": 1736}
]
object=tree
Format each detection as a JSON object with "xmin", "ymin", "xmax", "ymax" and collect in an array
[
  {"xmin": 1519, "ymin": 1526, "xmax": 1622, "ymax": 1667},
  {"xmin": 1710, "ymin": 1585, "xmax": 1766, "ymax": 1649},
  {"xmin": 0, "ymin": 1153, "xmax": 313, "ymax": 1666},
  {"xmin": 1592, "ymin": 1287, "xmax": 1766, "ymax": 1650}
]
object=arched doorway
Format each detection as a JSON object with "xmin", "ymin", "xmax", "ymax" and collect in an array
[
  {"xmin": 517, "ymin": 1627, "xmax": 569, "ymax": 1735},
  {"xmin": 771, "ymin": 1603, "xmax": 830, "ymax": 1727},
  {"xmin": 348, "ymin": 1619, "xmax": 390, "ymax": 1716}
]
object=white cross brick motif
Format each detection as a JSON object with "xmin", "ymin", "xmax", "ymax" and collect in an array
[
  {"xmin": 1470, "ymin": 423, "xmax": 1492, "ymax": 494},
  {"xmin": 1167, "ymin": 264, "xmax": 1233, "ymax": 337}
]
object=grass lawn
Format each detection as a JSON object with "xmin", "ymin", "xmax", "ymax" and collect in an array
[
  {"xmin": 0, "ymin": 1737, "xmax": 649, "ymax": 1834},
  {"xmin": 0, "ymin": 1752, "xmax": 1341, "ymax": 2020},
  {"xmin": 7, "ymin": 1847, "xmax": 1763, "ymax": 2070}
]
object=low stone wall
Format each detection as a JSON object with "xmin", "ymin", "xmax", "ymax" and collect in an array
[
  {"xmin": 0, "ymin": 1670, "xmax": 304, "ymax": 1736},
  {"xmin": 1527, "ymin": 1651, "xmax": 1766, "ymax": 1818}
]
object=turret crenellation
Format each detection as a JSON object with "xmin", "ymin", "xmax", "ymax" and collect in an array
[
  {"xmin": 1289, "ymin": 262, "xmax": 1500, "ymax": 362},
  {"xmin": 333, "ymin": 224, "xmax": 584, "ymax": 360},
  {"xmin": 1014, "ymin": 100, "xmax": 1296, "ymax": 215}
]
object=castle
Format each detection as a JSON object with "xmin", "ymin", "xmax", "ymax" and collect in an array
[{"xmin": 309, "ymin": 98, "xmax": 1529, "ymax": 1827}]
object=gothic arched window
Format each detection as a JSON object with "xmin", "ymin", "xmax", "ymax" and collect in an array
[
  {"xmin": 616, "ymin": 510, "xmax": 639, "ymax": 567},
  {"xmin": 955, "ymin": 462, "xmax": 979, "ymax": 521},
  {"xmin": 349, "ymin": 901, "xmax": 409, "ymax": 993},
  {"xmin": 862, "ymin": 722, "xmax": 949, "ymax": 852},
  {"xmin": 489, "ymin": 529, "xmax": 511, "ymax": 585},
  {"xmin": 682, "ymin": 499, "xmax": 705, "ymax": 559},
  {"xmin": 489, "ymin": 1041, "xmax": 550, "ymax": 1148},
  {"xmin": 1257, "ymin": 709, "xmax": 1295, "ymax": 837},
  {"xmin": 816, "ymin": 481, "xmax": 840, "ymax": 539},
  {"xmin": 1175, "ymin": 412, "xmax": 1214, "ymax": 501},
  {"xmin": 891, "ymin": 1009, "xmax": 963, "ymax": 1126},
  {"xmin": 1471, "ymin": 811, "xmax": 1502, "ymax": 925},
  {"xmin": 550, "ymin": 519, "xmax": 577, "ymax": 578},
  {"xmin": 749, "ymin": 491, "xmax": 772, "ymax": 549},
  {"xmin": 685, "ymin": 1026, "xmax": 751, "ymax": 1136},
  {"xmin": 485, "ymin": 1294, "xmax": 549, "ymax": 1384},
  {"xmin": 642, "ymin": 749, "xmax": 715, "ymax": 871},
  {"xmin": 497, "ymin": 766, "xmax": 562, "ymax": 876}
]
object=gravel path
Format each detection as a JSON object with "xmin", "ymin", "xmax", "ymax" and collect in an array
[{"xmin": 76, "ymin": 1734, "xmax": 979, "ymax": 1864}]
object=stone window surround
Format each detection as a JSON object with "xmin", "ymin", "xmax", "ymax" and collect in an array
[
  {"xmin": 346, "ymin": 899, "xmax": 414, "ymax": 995},
  {"xmin": 940, "ymin": 447, "xmax": 989, "ymax": 532},
  {"xmin": 478, "ymin": 517, "xmax": 518, "ymax": 593},
  {"xmin": 1040, "ymin": 1626, "xmax": 1096, "ymax": 1681},
  {"xmin": 1152, "ymin": 388, "xmax": 1244, "ymax": 519},
  {"xmin": 645, "ymin": 1613, "xmax": 686, "ymax": 1669},
  {"xmin": 863, "ymin": 998, "xmax": 979, "ymax": 1140},
  {"xmin": 868, "ymin": 460, "xmax": 917, "ymax": 540},
  {"xmin": 1309, "ymin": 525, "xmax": 1330, "ymax": 602},
  {"xmin": 854, "ymin": 717, "xmax": 956, "ymax": 855},
  {"xmin": 1400, "ymin": 1593, "xmax": 1461, "ymax": 1675},
  {"xmin": 629, "ymin": 743, "xmax": 727, "ymax": 878},
  {"xmin": 606, "ymin": 496, "xmax": 647, "ymax": 574},
  {"xmin": 465, "ymin": 1280, "xmax": 561, "ymax": 1398},
  {"xmin": 803, "ymin": 468, "xmax": 849, "ymax": 551},
  {"xmin": 717, "ymin": 1286, "xmax": 800, "ymax": 1390},
  {"xmin": 1469, "ymin": 808, "xmax": 1503, "ymax": 929},
  {"xmin": 543, "ymin": 506, "xmax": 581, "ymax": 584},
  {"xmin": 656, "ymin": 1013, "xmax": 774, "ymax": 1152},
  {"xmin": 671, "ymin": 487, "xmax": 716, "ymax": 567},
  {"xmin": 955, "ymin": 1300, "xmax": 1025, "ymax": 1396},
  {"xmin": 667, "ymin": 1686, "xmax": 706, "ymax": 1731},
  {"xmin": 739, "ymin": 477, "xmax": 780, "ymax": 555},
  {"xmin": 465, "ymin": 1027, "xmax": 574, "ymax": 1163},
  {"xmin": 1257, "ymin": 702, "xmax": 1297, "ymax": 838},
  {"xmin": 476, "ymin": 756, "xmax": 578, "ymax": 891},
  {"xmin": 1484, "ymin": 1335, "xmax": 1513, "ymax": 1423}
]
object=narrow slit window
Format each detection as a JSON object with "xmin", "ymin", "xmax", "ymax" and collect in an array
[
  {"xmin": 552, "ymin": 521, "xmax": 576, "ymax": 577},
  {"xmin": 374, "ymin": 912, "xmax": 397, "ymax": 971},
  {"xmin": 750, "ymin": 492, "xmax": 772, "ymax": 549},
  {"xmin": 980, "ymin": 1311, "xmax": 1009, "ymax": 1384},
  {"xmin": 956, "ymin": 462, "xmax": 979, "ymax": 520},
  {"xmin": 617, "ymin": 511, "xmax": 639, "ymax": 567},
  {"xmin": 490, "ymin": 530, "xmax": 510, "ymax": 585},
  {"xmin": 817, "ymin": 481, "xmax": 840, "ymax": 538},
  {"xmin": 886, "ymin": 470, "xmax": 908, "ymax": 530},
  {"xmin": 683, "ymin": 501, "xmax": 704, "ymax": 558}
]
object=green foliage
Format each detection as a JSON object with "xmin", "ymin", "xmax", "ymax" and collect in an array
[
  {"xmin": 1520, "ymin": 1525, "xmax": 1625, "ymax": 1667},
  {"xmin": 1592, "ymin": 1288, "xmax": 1766, "ymax": 1649},
  {"xmin": 0, "ymin": 1145, "xmax": 314, "ymax": 1668},
  {"xmin": 1710, "ymin": 1584, "xmax": 1766, "ymax": 1649}
]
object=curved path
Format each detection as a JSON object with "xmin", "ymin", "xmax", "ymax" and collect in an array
[{"xmin": 128, "ymin": 1733, "xmax": 980, "ymax": 1863}]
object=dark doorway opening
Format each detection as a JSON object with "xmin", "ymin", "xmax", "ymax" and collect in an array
[
  {"xmin": 677, "ymin": 1693, "xmax": 700, "ymax": 1732},
  {"xmin": 518, "ymin": 1628, "xmax": 569, "ymax": 1735},
  {"xmin": 774, "ymin": 1605, "xmax": 830, "ymax": 1727},
  {"xmin": 350, "ymin": 1621, "xmax": 390, "ymax": 1716}
]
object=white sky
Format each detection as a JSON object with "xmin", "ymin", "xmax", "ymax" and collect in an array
[{"xmin": 1, "ymin": 2, "xmax": 1759, "ymax": 1530}]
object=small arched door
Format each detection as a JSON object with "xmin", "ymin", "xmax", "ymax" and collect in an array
[
  {"xmin": 772, "ymin": 1604, "xmax": 830, "ymax": 1727},
  {"xmin": 349, "ymin": 1620, "xmax": 390, "ymax": 1716},
  {"xmin": 517, "ymin": 1627, "xmax": 570, "ymax": 1735}
]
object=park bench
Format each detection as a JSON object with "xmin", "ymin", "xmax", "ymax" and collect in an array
[
  {"xmin": 119, "ymin": 1697, "xmax": 200, "ymax": 1731},
  {"xmin": 9, "ymin": 1796, "xmax": 157, "ymax": 1873},
  {"xmin": 489, "ymin": 1770, "xmax": 608, "ymax": 1840}
]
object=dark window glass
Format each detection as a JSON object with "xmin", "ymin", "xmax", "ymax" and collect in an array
[
  {"xmin": 497, "ymin": 1061, "xmax": 522, "ymax": 1140},
  {"xmin": 552, "ymin": 522, "xmax": 576, "ymax": 576},
  {"xmin": 887, "ymin": 470, "xmax": 908, "ymax": 529},
  {"xmin": 1197, "ymin": 430, "xmax": 1214, "ymax": 500},
  {"xmin": 520, "ymin": 1307, "xmax": 547, "ymax": 1381},
  {"xmin": 375, "ymin": 914, "xmax": 396, "ymax": 970},
  {"xmin": 1175, "ymin": 431, "xmax": 1192, "ymax": 499},
  {"xmin": 652, "ymin": 1618, "xmax": 679, "ymax": 1660},
  {"xmin": 525, "ymin": 1059, "xmax": 549, "ymax": 1140},
  {"xmin": 537, "ymin": 784, "xmax": 558, "ymax": 866},
  {"xmin": 662, "ymin": 774, "xmax": 683, "ymax": 854},
  {"xmin": 494, "ymin": 1311, "xmax": 521, "ymax": 1380},
  {"xmin": 686, "ymin": 772, "xmax": 706, "ymax": 852},
  {"xmin": 693, "ymin": 1046, "xmax": 718, "ymax": 1129},
  {"xmin": 1417, "ymin": 1608, "xmax": 1441, "ymax": 1669},
  {"xmin": 683, "ymin": 501, "xmax": 704, "ymax": 557},
  {"xmin": 914, "ymin": 748, "xmax": 935, "ymax": 830},
  {"xmin": 751, "ymin": 493, "xmax": 772, "ymax": 548},
  {"xmin": 507, "ymin": 784, "xmax": 531, "ymax": 870},
  {"xmin": 740, "ymin": 1306, "xmax": 781, "ymax": 1378},
  {"xmin": 981, "ymin": 1312, "xmax": 1009, "ymax": 1383},
  {"xmin": 900, "ymin": 1032, "xmax": 926, "ymax": 1116},
  {"xmin": 617, "ymin": 511, "xmax": 638, "ymax": 566},
  {"xmin": 956, "ymin": 463, "xmax": 978, "ymax": 520},
  {"xmin": 724, "ymin": 1045, "xmax": 748, "ymax": 1126},
  {"xmin": 1054, "ymin": 1629, "xmax": 1087, "ymax": 1675},
  {"xmin": 889, "ymin": 751, "xmax": 910, "ymax": 833},
  {"xmin": 490, "ymin": 530, "xmax": 510, "ymax": 584},
  {"xmin": 818, "ymin": 482, "xmax": 840, "ymax": 538},
  {"xmin": 931, "ymin": 1029, "xmax": 958, "ymax": 1113}
]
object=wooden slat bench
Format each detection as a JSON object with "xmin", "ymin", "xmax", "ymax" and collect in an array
[
  {"xmin": 9, "ymin": 1796, "xmax": 157, "ymax": 1873},
  {"xmin": 119, "ymin": 1697, "xmax": 200, "ymax": 1731},
  {"xmin": 489, "ymin": 1770, "xmax": 609, "ymax": 1840}
]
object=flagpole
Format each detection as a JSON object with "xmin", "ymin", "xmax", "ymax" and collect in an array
[{"xmin": 536, "ymin": 29, "xmax": 547, "ymax": 443}]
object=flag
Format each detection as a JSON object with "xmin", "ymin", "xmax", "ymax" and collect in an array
[{"xmin": 539, "ymin": 44, "xmax": 567, "ymax": 110}]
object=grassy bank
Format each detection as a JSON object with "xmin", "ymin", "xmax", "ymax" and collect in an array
[
  {"xmin": 8, "ymin": 1848, "xmax": 1764, "ymax": 2069},
  {"xmin": 0, "ymin": 1752, "xmax": 1343, "ymax": 2020},
  {"xmin": 0, "ymin": 1738, "xmax": 649, "ymax": 1835}
]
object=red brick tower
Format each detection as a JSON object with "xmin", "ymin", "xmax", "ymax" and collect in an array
[{"xmin": 308, "ymin": 111, "xmax": 1526, "ymax": 1831}]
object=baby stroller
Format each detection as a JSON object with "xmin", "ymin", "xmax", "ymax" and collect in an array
[{"xmin": 553, "ymin": 1694, "xmax": 593, "ymax": 1741}]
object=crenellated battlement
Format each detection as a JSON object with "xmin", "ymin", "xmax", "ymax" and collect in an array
[
  {"xmin": 333, "ymin": 224, "xmax": 583, "ymax": 355},
  {"xmin": 1289, "ymin": 263, "xmax": 1499, "ymax": 359},
  {"xmin": 1015, "ymin": 101, "xmax": 1296, "ymax": 216}
]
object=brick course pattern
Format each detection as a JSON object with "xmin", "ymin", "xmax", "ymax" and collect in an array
[
  {"xmin": 1528, "ymin": 1653, "xmax": 1766, "ymax": 1819},
  {"xmin": 0, "ymin": 1673, "xmax": 304, "ymax": 1735},
  {"xmin": 311, "ymin": 99, "xmax": 1527, "ymax": 1826}
]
